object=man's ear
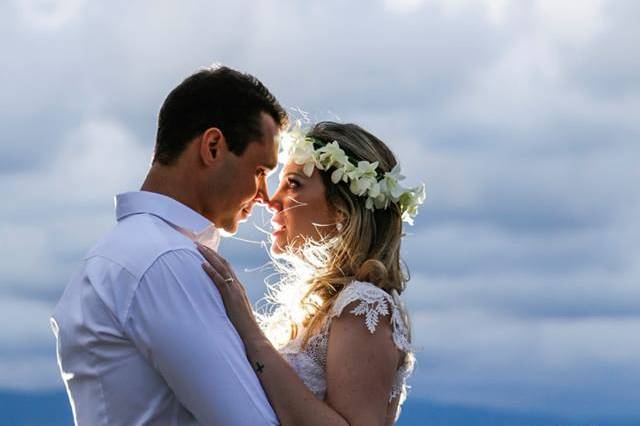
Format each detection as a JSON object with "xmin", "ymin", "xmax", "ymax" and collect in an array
[{"xmin": 200, "ymin": 127, "xmax": 224, "ymax": 165}]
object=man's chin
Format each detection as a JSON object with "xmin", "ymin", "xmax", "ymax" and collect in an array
[
  {"xmin": 218, "ymin": 219, "xmax": 240, "ymax": 237},
  {"xmin": 218, "ymin": 227, "xmax": 237, "ymax": 238},
  {"xmin": 217, "ymin": 210, "xmax": 252, "ymax": 236}
]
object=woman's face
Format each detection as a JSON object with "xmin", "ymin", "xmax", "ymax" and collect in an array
[{"xmin": 268, "ymin": 162, "xmax": 339, "ymax": 255}]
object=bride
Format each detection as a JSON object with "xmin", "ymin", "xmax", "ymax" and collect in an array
[{"xmin": 197, "ymin": 121, "xmax": 425, "ymax": 425}]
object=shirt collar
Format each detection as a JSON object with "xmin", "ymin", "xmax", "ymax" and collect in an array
[{"xmin": 115, "ymin": 191, "xmax": 220, "ymax": 250}]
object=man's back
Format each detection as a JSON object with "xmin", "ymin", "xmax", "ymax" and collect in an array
[{"xmin": 52, "ymin": 191, "xmax": 278, "ymax": 425}]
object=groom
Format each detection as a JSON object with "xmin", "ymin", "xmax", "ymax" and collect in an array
[{"xmin": 51, "ymin": 66, "xmax": 287, "ymax": 425}]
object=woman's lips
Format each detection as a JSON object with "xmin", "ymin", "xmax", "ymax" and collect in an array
[
  {"xmin": 271, "ymin": 220, "xmax": 286, "ymax": 236},
  {"xmin": 271, "ymin": 227, "xmax": 285, "ymax": 237}
]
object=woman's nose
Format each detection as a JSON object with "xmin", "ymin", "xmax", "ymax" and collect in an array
[{"xmin": 267, "ymin": 188, "xmax": 283, "ymax": 213}]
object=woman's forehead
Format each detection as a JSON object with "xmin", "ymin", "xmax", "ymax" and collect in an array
[{"xmin": 278, "ymin": 162, "xmax": 305, "ymax": 178}]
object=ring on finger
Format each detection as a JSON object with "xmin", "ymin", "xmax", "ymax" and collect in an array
[{"xmin": 224, "ymin": 276, "xmax": 234, "ymax": 285}]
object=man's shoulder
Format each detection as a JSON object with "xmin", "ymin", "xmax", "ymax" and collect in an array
[
  {"xmin": 54, "ymin": 214, "xmax": 202, "ymax": 330},
  {"xmin": 87, "ymin": 213, "xmax": 196, "ymax": 281}
]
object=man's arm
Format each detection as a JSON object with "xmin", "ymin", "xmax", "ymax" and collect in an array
[{"xmin": 125, "ymin": 248, "xmax": 278, "ymax": 426}]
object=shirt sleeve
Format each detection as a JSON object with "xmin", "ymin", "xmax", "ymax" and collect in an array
[{"xmin": 124, "ymin": 248, "xmax": 279, "ymax": 426}]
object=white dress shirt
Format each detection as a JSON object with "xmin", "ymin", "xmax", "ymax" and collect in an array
[{"xmin": 51, "ymin": 191, "xmax": 278, "ymax": 426}]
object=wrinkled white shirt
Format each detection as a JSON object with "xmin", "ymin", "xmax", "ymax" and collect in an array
[{"xmin": 51, "ymin": 191, "xmax": 278, "ymax": 426}]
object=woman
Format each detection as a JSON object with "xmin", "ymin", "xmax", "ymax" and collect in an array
[{"xmin": 197, "ymin": 121, "xmax": 425, "ymax": 425}]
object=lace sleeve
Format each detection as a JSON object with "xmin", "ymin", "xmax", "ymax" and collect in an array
[{"xmin": 329, "ymin": 281, "xmax": 413, "ymax": 353}]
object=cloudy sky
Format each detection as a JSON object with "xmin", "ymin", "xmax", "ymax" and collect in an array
[{"xmin": 1, "ymin": 0, "xmax": 639, "ymax": 423}]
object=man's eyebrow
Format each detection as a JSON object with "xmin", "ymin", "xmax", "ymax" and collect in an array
[
  {"xmin": 263, "ymin": 161, "xmax": 278, "ymax": 174},
  {"xmin": 266, "ymin": 166, "xmax": 279, "ymax": 177}
]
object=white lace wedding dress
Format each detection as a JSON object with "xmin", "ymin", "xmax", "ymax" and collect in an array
[{"xmin": 279, "ymin": 280, "xmax": 415, "ymax": 421}]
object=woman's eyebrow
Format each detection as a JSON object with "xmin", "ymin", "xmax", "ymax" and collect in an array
[{"xmin": 279, "ymin": 171, "xmax": 307, "ymax": 180}]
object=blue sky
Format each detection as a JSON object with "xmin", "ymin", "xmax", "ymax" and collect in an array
[{"xmin": 1, "ymin": 0, "xmax": 639, "ymax": 424}]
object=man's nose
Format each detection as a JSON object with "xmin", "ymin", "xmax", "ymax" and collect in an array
[{"xmin": 254, "ymin": 177, "xmax": 270, "ymax": 205}]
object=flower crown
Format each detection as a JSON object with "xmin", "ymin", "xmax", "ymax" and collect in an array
[{"xmin": 279, "ymin": 123, "xmax": 426, "ymax": 225}]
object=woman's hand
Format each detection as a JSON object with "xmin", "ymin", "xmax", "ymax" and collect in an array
[{"xmin": 196, "ymin": 243, "xmax": 264, "ymax": 342}]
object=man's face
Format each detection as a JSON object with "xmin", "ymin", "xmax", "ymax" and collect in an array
[{"xmin": 210, "ymin": 112, "xmax": 279, "ymax": 234}]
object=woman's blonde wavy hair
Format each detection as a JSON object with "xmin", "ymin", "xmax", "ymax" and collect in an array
[{"xmin": 259, "ymin": 121, "xmax": 411, "ymax": 349}]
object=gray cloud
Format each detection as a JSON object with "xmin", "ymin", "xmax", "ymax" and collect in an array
[
  {"xmin": 1, "ymin": 0, "xmax": 638, "ymax": 419},
  {"xmin": 408, "ymin": 308, "xmax": 640, "ymax": 417}
]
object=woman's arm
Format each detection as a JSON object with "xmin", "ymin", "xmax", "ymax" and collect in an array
[
  {"xmin": 197, "ymin": 244, "xmax": 399, "ymax": 426},
  {"xmin": 326, "ymin": 301, "xmax": 400, "ymax": 426},
  {"xmin": 238, "ymin": 326, "xmax": 349, "ymax": 426}
]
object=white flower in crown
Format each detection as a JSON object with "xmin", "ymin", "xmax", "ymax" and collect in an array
[
  {"xmin": 277, "ymin": 124, "xmax": 426, "ymax": 224},
  {"xmin": 290, "ymin": 137, "xmax": 317, "ymax": 177},
  {"xmin": 370, "ymin": 189, "xmax": 389, "ymax": 210},
  {"xmin": 347, "ymin": 161, "xmax": 379, "ymax": 196},
  {"xmin": 316, "ymin": 141, "xmax": 347, "ymax": 170},
  {"xmin": 330, "ymin": 161, "xmax": 355, "ymax": 184},
  {"xmin": 384, "ymin": 164, "xmax": 407, "ymax": 201},
  {"xmin": 399, "ymin": 183, "xmax": 426, "ymax": 225},
  {"xmin": 279, "ymin": 119, "xmax": 306, "ymax": 159}
]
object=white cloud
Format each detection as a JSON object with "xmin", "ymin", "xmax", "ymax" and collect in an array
[
  {"xmin": 0, "ymin": 0, "xmax": 638, "ymax": 420},
  {"xmin": 0, "ymin": 296, "xmax": 53, "ymax": 347},
  {"xmin": 51, "ymin": 119, "xmax": 150, "ymax": 203},
  {"xmin": 408, "ymin": 309, "xmax": 640, "ymax": 417},
  {"xmin": 383, "ymin": 0, "xmax": 511, "ymax": 26},
  {"xmin": 0, "ymin": 296, "xmax": 61, "ymax": 390},
  {"xmin": 0, "ymin": 355, "xmax": 62, "ymax": 390},
  {"xmin": 14, "ymin": 0, "xmax": 86, "ymax": 30},
  {"xmin": 2, "ymin": 117, "xmax": 149, "ymax": 210},
  {"xmin": 1, "ymin": 118, "xmax": 148, "ymax": 294},
  {"xmin": 534, "ymin": 0, "xmax": 605, "ymax": 44},
  {"xmin": 384, "ymin": 0, "xmax": 427, "ymax": 14}
]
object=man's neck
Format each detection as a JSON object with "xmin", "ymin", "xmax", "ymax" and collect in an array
[{"xmin": 141, "ymin": 164, "xmax": 203, "ymax": 216}]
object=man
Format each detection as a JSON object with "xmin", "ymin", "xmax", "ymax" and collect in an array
[{"xmin": 51, "ymin": 66, "xmax": 287, "ymax": 425}]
